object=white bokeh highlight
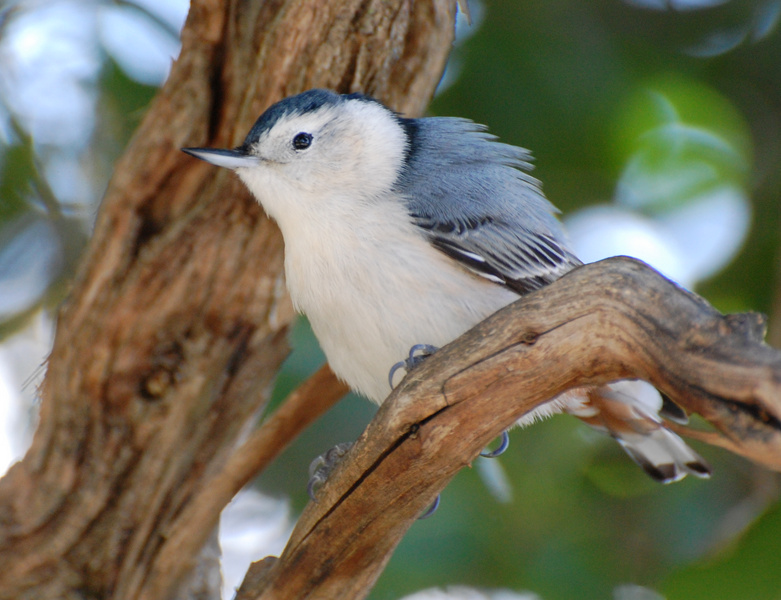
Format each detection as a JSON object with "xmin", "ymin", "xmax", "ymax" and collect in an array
[{"xmin": 219, "ymin": 489, "xmax": 294, "ymax": 599}]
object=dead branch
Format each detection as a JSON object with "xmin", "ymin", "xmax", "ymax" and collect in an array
[
  {"xmin": 0, "ymin": 1, "xmax": 455, "ymax": 599},
  {"xmin": 246, "ymin": 256, "xmax": 781, "ymax": 600}
]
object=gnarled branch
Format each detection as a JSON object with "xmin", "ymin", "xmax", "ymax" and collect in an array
[{"xmin": 247, "ymin": 256, "xmax": 781, "ymax": 600}]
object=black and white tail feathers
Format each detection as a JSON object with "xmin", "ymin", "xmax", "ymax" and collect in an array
[{"xmin": 573, "ymin": 380, "xmax": 711, "ymax": 483}]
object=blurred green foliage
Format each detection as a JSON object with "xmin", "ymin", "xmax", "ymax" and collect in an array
[
  {"xmin": 611, "ymin": 74, "xmax": 752, "ymax": 212},
  {"xmin": 2, "ymin": 0, "xmax": 781, "ymax": 598}
]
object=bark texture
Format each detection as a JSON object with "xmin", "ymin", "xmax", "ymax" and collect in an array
[{"xmin": 0, "ymin": 1, "xmax": 456, "ymax": 599}]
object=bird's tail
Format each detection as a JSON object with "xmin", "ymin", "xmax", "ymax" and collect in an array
[{"xmin": 566, "ymin": 380, "xmax": 711, "ymax": 483}]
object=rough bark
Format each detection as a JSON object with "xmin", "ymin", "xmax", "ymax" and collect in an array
[
  {"xmin": 243, "ymin": 257, "xmax": 781, "ymax": 600},
  {"xmin": 0, "ymin": 1, "xmax": 456, "ymax": 599}
]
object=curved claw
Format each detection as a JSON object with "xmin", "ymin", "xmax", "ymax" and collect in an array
[
  {"xmin": 388, "ymin": 344, "xmax": 440, "ymax": 390},
  {"xmin": 480, "ymin": 430, "xmax": 510, "ymax": 458},
  {"xmin": 418, "ymin": 494, "xmax": 441, "ymax": 520},
  {"xmin": 408, "ymin": 344, "xmax": 439, "ymax": 359},
  {"xmin": 388, "ymin": 359, "xmax": 407, "ymax": 390},
  {"xmin": 307, "ymin": 473, "xmax": 324, "ymax": 502},
  {"xmin": 307, "ymin": 442, "xmax": 354, "ymax": 501}
]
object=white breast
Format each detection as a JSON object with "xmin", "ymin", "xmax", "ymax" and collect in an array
[{"xmin": 279, "ymin": 195, "xmax": 520, "ymax": 404}]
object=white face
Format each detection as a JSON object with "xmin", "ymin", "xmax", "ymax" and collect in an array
[{"xmin": 235, "ymin": 99, "xmax": 408, "ymax": 225}]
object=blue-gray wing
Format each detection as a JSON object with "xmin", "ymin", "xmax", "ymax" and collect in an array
[{"xmin": 395, "ymin": 117, "xmax": 581, "ymax": 294}]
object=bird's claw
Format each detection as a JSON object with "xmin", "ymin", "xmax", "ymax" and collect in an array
[
  {"xmin": 307, "ymin": 442, "xmax": 354, "ymax": 500},
  {"xmin": 418, "ymin": 494, "xmax": 441, "ymax": 520},
  {"xmin": 388, "ymin": 360, "xmax": 407, "ymax": 390},
  {"xmin": 480, "ymin": 430, "xmax": 510, "ymax": 458},
  {"xmin": 388, "ymin": 344, "xmax": 440, "ymax": 389}
]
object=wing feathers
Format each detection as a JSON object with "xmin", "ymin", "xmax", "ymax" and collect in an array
[{"xmin": 397, "ymin": 117, "xmax": 580, "ymax": 295}]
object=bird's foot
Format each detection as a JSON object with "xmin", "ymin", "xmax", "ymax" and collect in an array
[
  {"xmin": 307, "ymin": 442, "xmax": 354, "ymax": 500},
  {"xmin": 388, "ymin": 344, "xmax": 440, "ymax": 389},
  {"xmin": 418, "ymin": 494, "xmax": 441, "ymax": 520},
  {"xmin": 480, "ymin": 430, "xmax": 510, "ymax": 458}
]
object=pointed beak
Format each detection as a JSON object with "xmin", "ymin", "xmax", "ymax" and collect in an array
[{"xmin": 182, "ymin": 147, "xmax": 260, "ymax": 170}]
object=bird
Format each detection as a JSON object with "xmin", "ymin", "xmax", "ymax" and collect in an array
[{"xmin": 183, "ymin": 88, "xmax": 711, "ymax": 484}]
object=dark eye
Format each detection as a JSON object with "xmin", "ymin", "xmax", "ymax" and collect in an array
[{"xmin": 292, "ymin": 132, "xmax": 313, "ymax": 150}]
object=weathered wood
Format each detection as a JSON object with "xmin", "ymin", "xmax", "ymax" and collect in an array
[
  {"xmin": 248, "ymin": 257, "xmax": 781, "ymax": 600},
  {"xmin": 0, "ymin": 1, "xmax": 456, "ymax": 599}
]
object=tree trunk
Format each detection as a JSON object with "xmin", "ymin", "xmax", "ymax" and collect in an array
[{"xmin": 0, "ymin": 1, "xmax": 456, "ymax": 599}]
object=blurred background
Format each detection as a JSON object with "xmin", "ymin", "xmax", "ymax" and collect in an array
[{"xmin": 1, "ymin": 0, "xmax": 780, "ymax": 598}]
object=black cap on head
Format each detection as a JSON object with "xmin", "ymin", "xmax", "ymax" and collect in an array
[
  {"xmin": 244, "ymin": 90, "xmax": 330, "ymax": 145},
  {"xmin": 242, "ymin": 89, "xmax": 381, "ymax": 146}
]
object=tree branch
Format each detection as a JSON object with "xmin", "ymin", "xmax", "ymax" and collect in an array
[{"xmin": 247, "ymin": 257, "xmax": 781, "ymax": 600}]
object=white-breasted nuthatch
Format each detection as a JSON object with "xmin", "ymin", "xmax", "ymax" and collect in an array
[{"xmin": 184, "ymin": 89, "xmax": 710, "ymax": 483}]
